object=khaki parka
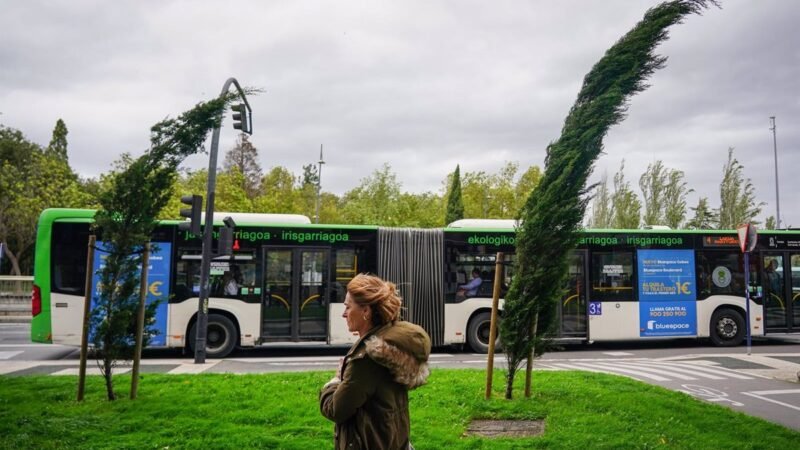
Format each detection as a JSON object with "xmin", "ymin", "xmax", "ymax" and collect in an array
[{"xmin": 320, "ymin": 321, "xmax": 431, "ymax": 450}]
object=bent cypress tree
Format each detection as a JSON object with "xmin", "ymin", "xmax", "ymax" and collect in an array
[
  {"xmin": 92, "ymin": 93, "xmax": 239, "ymax": 400},
  {"xmin": 500, "ymin": 0, "xmax": 714, "ymax": 399}
]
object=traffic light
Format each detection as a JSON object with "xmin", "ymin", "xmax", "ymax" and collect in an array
[
  {"xmin": 217, "ymin": 216, "xmax": 236, "ymax": 256},
  {"xmin": 232, "ymin": 103, "xmax": 251, "ymax": 135},
  {"xmin": 178, "ymin": 194, "xmax": 203, "ymax": 236}
]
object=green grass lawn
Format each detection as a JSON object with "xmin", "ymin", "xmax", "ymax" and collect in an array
[{"xmin": 1, "ymin": 369, "xmax": 797, "ymax": 449}]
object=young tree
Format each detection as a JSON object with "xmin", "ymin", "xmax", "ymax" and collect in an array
[
  {"xmin": 765, "ymin": 216, "xmax": 776, "ymax": 230},
  {"xmin": 223, "ymin": 133, "xmax": 262, "ymax": 199},
  {"xmin": 717, "ymin": 147, "xmax": 763, "ymax": 229},
  {"xmin": 445, "ymin": 165, "xmax": 464, "ymax": 225},
  {"xmin": 587, "ymin": 173, "xmax": 612, "ymax": 228},
  {"xmin": 663, "ymin": 168, "xmax": 691, "ymax": 228},
  {"xmin": 686, "ymin": 197, "xmax": 717, "ymax": 229},
  {"xmin": 92, "ymin": 94, "xmax": 237, "ymax": 400},
  {"xmin": 46, "ymin": 119, "xmax": 69, "ymax": 162},
  {"xmin": 611, "ymin": 161, "xmax": 642, "ymax": 229},
  {"xmin": 500, "ymin": 0, "xmax": 709, "ymax": 399},
  {"xmin": 639, "ymin": 160, "xmax": 667, "ymax": 226}
]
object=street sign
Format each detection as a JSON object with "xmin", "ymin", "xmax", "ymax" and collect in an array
[{"xmin": 736, "ymin": 223, "xmax": 757, "ymax": 253}]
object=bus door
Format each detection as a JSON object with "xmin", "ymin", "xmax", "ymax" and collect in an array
[
  {"xmin": 559, "ymin": 250, "xmax": 588, "ymax": 337},
  {"xmin": 761, "ymin": 252, "xmax": 799, "ymax": 332},
  {"xmin": 261, "ymin": 247, "xmax": 330, "ymax": 341}
]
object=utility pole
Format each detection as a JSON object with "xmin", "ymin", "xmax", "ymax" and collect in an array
[
  {"xmin": 315, "ymin": 144, "xmax": 325, "ymax": 224},
  {"xmin": 769, "ymin": 116, "xmax": 781, "ymax": 229},
  {"xmin": 194, "ymin": 78, "xmax": 252, "ymax": 364}
]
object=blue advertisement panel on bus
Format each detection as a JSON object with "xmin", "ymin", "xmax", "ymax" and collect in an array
[
  {"xmin": 90, "ymin": 242, "xmax": 171, "ymax": 346},
  {"xmin": 637, "ymin": 249, "xmax": 697, "ymax": 337}
]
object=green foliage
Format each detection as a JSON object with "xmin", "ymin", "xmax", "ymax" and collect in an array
[
  {"xmin": 92, "ymin": 95, "xmax": 235, "ymax": 400},
  {"xmin": 445, "ymin": 165, "xmax": 464, "ymax": 225},
  {"xmin": 717, "ymin": 147, "xmax": 763, "ymax": 229},
  {"xmin": 639, "ymin": 160, "xmax": 667, "ymax": 226},
  {"xmin": 686, "ymin": 197, "xmax": 717, "ymax": 229},
  {"xmin": 501, "ymin": 0, "xmax": 710, "ymax": 399},
  {"xmin": 222, "ymin": 133, "xmax": 262, "ymax": 199},
  {"xmin": 765, "ymin": 216, "xmax": 776, "ymax": 230},
  {"xmin": 663, "ymin": 168, "xmax": 692, "ymax": 228},
  {"xmin": 46, "ymin": 119, "xmax": 69, "ymax": 162},
  {"xmin": 0, "ymin": 126, "xmax": 91, "ymax": 275},
  {"xmin": 587, "ymin": 173, "xmax": 612, "ymax": 228},
  {"xmin": 611, "ymin": 160, "xmax": 642, "ymax": 229},
  {"xmin": 340, "ymin": 163, "xmax": 404, "ymax": 225},
  {"xmin": 2, "ymin": 370, "xmax": 798, "ymax": 449}
]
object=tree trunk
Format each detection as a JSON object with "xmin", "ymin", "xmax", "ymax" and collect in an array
[
  {"xmin": 505, "ymin": 368, "xmax": 516, "ymax": 400},
  {"xmin": 2, "ymin": 242, "xmax": 22, "ymax": 276}
]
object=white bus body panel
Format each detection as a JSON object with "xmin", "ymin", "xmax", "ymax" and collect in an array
[
  {"xmin": 50, "ymin": 292, "xmax": 84, "ymax": 346},
  {"xmin": 695, "ymin": 295, "xmax": 764, "ymax": 338},
  {"xmin": 168, "ymin": 297, "xmax": 260, "ymax": 348},
  {"xmin": 444, "ymin": 297, "xmax": 499, "ymax": 345},
  {"xmin": 588, "ymin": 302, "xmax": 640, "ymax": 341}
]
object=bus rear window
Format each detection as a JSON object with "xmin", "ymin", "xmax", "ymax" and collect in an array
[{"xmin": 51, "ymin": 223, "xmax": 90, "ymax": 295}]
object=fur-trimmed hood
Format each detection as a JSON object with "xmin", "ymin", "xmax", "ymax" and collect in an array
[{"xmin": 364, "ymin": 321, "xmax": 431, "ymax": 389}]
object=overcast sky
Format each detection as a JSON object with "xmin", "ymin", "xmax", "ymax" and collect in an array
[{"xmin": 2, "ymin": 0, "xmax": 798, "ymax": 227}]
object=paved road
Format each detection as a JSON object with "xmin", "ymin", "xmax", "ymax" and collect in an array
[{"xmin": 3, "ymin": 323, "xmax": 799, "ymax": 430}]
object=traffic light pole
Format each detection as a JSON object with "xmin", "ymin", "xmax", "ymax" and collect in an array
[{"xmin": 194, "ymin": 77, "xmax": 251, "ymax": 364}]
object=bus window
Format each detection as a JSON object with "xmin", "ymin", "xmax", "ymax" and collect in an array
[
  {"xmin": 695, "ymin": 251, "xmax": 755, "ymax": 300},
  {"xmin": 331, "ymin": 247, "xmax": 368, "ymax": 302},
  {"xmin": 445, "ymin": 251, "xmax": 515, "ymax": 302},
  {"xmin": 174, "ymin": 250, "xmax": 257, "ymax": 300},
  {"xmin": 590, "ymin": 251, "xmax": 634, "ymax": 302}
]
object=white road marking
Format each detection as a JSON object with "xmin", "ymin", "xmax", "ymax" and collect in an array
[
  {"xmin": 167, "ymin": 362, "xmax": 219, "ymax": 374},
  {"xmin": 0, "ymin": 351, "xmax": 23, "ymax": 360},
  {"xmin": 572, "ymin": 362, "xmax": 671, "ymax": 381},
  {"xmin": 603, "ymin": 351, "xmax": 634, "ymax": 356},
  {"xmin": 741, "ymin": 390, "xmax": 800, "ymax": 412}
]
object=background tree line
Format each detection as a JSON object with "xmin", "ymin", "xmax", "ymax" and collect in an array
[{"xmin": 0, "ymin": 120, "xmax": 776, "ymax": 276}]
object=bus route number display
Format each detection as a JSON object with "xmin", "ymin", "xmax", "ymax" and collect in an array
[
  {"xmin": 589, "ymin": 302, "xmax": 602, "ymax": 315},
  {"xmin": 637, "ymin": 249, "xmax": 697, "ymax": 337}
]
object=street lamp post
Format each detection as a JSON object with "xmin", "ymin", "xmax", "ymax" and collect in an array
[
  {"xmin": 194, "ymin": 78, "xmax": 252, "ymax": 364},
  {"xmin": 315, "ymin": 144, "xmax": 325, "ymax": 224},
  {"xmin": 769, "ymin": 117, "xmax": 781, "ymax": 229}
]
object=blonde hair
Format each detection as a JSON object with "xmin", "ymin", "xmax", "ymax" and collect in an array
[{"xmin": 347, "ymin": 274, "xmax": 402, "ymax": 326}]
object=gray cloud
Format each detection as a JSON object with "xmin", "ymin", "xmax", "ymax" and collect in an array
[{"xmin": 2, "ymin": 0, "xmax": 797, "ymax": 226}]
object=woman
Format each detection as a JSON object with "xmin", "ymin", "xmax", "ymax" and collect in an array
[{"xmin": 320, "ymin": 274, "xmax": 431, "ymax": 450}]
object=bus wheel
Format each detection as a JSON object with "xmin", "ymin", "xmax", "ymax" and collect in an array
[
  {"xmin": 467, "ymin": 312, "xmax": 501, "ymax": 354},
  {"xmin": 188, "ymin": 314, "xmax": 238, "ymax": 358},
  {"xmin": 710, "ymin": 308, "xmax": 744, "ymax": 347}
]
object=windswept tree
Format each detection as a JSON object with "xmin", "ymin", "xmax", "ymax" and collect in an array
[
  {"xmin": 587, "ymin": 173, "xmax": 612, "ymax": 228},
  {"xmin": 717, "ymin": 147, "xmax": 763, "ymax": 229},
  {"xmin": 92, "ymin": 94, "xmax": 240, "ymax": 400},
  {"xmin": 639, "ymin": 160, "xmax": 667, "ymax": 226},
  {"xmin": 611, "ymin": 161, "xmax": 642, "ymax": 229},
  {"xmin": 663, "ymin": 168, "xmax": 691, "ymax": 228},
  {"xmin": 445, "ymin": 165, "xmax": 464, "ymax": 225},
  {"xmin": 500, "ymin": 0, "xmax": 711, "ymax": 399}
]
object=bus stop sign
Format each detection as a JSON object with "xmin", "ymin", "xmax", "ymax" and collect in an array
[{"xmin": 737, "ymin": 223, "xmax": 757, "ymax": 253}]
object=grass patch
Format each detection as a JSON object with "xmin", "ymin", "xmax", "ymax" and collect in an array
[{"xmin": 1, "ymin": 369, "xmax": 797, "ymax": 449}]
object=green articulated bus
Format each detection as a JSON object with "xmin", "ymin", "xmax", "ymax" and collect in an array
[{"xmin": 31, "ymin": 209, "xmax": 800, "ymax": 357}]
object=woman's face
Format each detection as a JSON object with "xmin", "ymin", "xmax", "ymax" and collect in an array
[{"xmin": 343, "ymin": 293, "xmax": 370, "ymax": 335}]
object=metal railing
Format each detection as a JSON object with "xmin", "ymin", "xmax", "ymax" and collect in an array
[{"xmin": 0, "ymin": 275, "xmax": 33, "ymax": 297}]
